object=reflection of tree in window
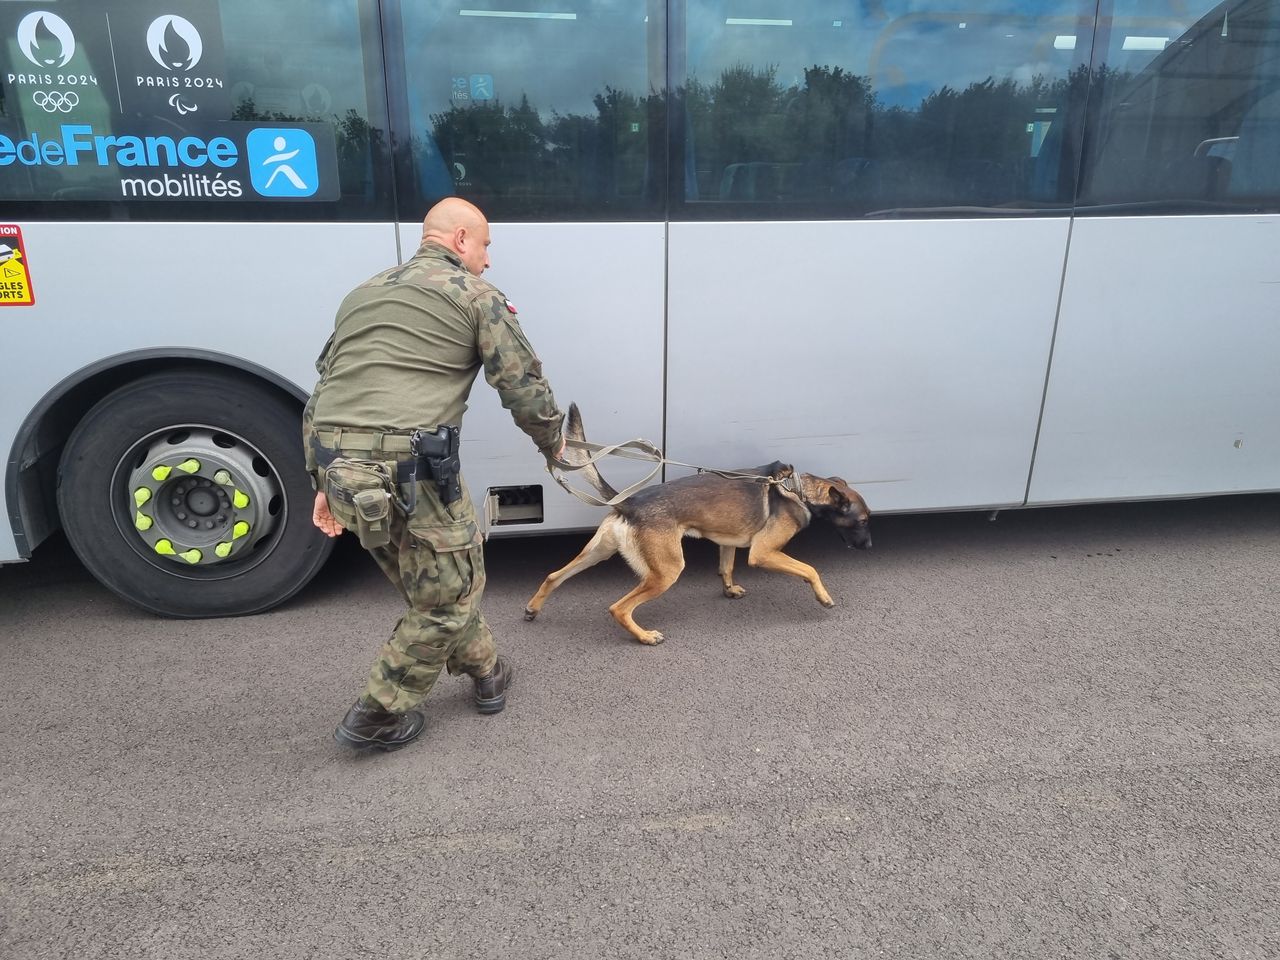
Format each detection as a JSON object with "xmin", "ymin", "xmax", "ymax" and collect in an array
[
  {"xmin": 414, "ymin": 56, "xmax": 1160, "ymax": 212},
  {"xmin": 426, "ymin": 87, "xmax": 655, "ymax": 211},
  {"xmin": 684, "ymin": 62, "xmax": 1087, "ymax": 208},
  {"xmin": 232, "ymin": 99, "xmax": 387, "ymax": 202}
]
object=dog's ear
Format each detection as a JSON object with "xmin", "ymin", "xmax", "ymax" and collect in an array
[
  {"xmin": 827, "ymin": 478, "xmax": 870, "ymax": 517},
  {"xmin": 828, "ymin": 476, "xmax": 847, "ymax": 485},
  {"xmin": 567, "ymin": 402, "xmax": 585, "ymax": 441}
]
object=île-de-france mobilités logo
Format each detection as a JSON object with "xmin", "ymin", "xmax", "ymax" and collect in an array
[
  {"xmin": 17, "ymin": 10, "xmax": 76, "ymax": 67},
  {"xmin": 246, "ymin": 128, "xmax": 320, "ymax": 198}
]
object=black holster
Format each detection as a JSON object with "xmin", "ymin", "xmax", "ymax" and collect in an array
[{"xmin": 409, "ymin": 425, "xmax": 463, "ymax": 507}]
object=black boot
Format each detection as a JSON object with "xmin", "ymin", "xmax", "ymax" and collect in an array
[
  {"xmin": 333, "ymin": 698, "xmax": 425, "ymax": 751},
  {"xmin": 473, "ymin": 657, "xmax": 514, "ymax": 715}
]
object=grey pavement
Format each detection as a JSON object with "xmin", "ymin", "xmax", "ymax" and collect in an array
[{"xmin": 1, "ymin": 495, "xmax": 1278, "ymax": 960}]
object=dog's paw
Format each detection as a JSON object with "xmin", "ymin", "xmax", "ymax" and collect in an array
[
  {"xmin": 723, "ymin": 585, "xmax": 747, "ymax": 599},
  {"xmin": 523, "ymin": 606, "xmax": 539, "ymax": 621},
  {"xmin": 818, "ymin": 596, "xmax": 836, "ymax": 609},
  {"xmin": 635, "ymin": 630, "xmax": 665, "ymax": 645}
]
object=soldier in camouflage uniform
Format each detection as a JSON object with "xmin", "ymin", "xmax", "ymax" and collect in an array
[{"xmin": 304, "ymin": 197, "xmax": 564, "ymax": 752}]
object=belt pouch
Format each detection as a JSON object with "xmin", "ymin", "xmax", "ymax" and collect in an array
[
  {"xmin": 352, "ymin": 487, "xmax": 392, "ymax": 549},
  {"xmin": 324, "ymin": 458, "xmax": 394, "ymax": 549}
]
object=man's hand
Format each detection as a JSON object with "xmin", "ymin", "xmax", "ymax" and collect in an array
[{"xmin": 312, "ymin": 491, "xmax": 344, "ymax": 537}]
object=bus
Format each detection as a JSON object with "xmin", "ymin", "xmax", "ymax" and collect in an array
[{"xmin": 3, "ymin": 0, "xmax": 1277, "ymax": 618}]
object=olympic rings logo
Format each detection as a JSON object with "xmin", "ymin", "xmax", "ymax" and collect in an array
[{"xmin": 32, "ymin": 90, "xmax": 80, "ymax": 113}]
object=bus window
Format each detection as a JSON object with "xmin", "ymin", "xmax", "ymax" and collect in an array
[
  {"xmin": 222, "ymin": 0, "xmax": 391, "ymax": 214},
  {"xmin": 675, "ymin": 0, "xmax": 1095, "ymax": 219},
  {"xmin": 391, "ymin": 0, "xmax": 666, "ymax": 221},
  {"xmin": 0, "ymin": 0, "xmax": 392, "ymax": 221},
  {"xmin": 1078, "ymin": 0, "xmax": 1280, "ymax": 213},
  {"xmin": 0, "ymin": 5, "xmax": 117, "ymax": 201}
]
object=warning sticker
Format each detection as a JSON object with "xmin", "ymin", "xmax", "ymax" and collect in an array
[{"xmin": 0, "ymin": 225, "xmax": 35, "ymax": 307}]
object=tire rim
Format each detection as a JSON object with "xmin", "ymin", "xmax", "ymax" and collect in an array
[{"xmin": 113, "ymin": 426, "xmax": 285, "ymax": 576}]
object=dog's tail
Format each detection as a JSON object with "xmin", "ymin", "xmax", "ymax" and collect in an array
[{"xmin": 561, "ymin": 402, "xmax": 619, "ymax": 502}]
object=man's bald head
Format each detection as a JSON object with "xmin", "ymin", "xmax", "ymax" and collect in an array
[
  {"xmin": 421, "ymin": 198, "xmax": 491, "ymax": 275},
  {"xmin": 422, "ymin": 197, "xmax": 486, "ymax": 238}
]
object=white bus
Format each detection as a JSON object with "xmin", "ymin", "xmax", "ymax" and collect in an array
[{"xmin": 3, "ymin": 0, "xmax": 1277, "ymax": 617}]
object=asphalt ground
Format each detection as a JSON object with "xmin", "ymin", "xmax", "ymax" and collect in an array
[{"xmin": 2, "ymin": 495, "xmax": 1278, "ymax": 960}]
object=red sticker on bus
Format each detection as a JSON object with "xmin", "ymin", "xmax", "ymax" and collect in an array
[{"xmin": 0, "ymin": 225, "xmax": 35, "ymax": 307}]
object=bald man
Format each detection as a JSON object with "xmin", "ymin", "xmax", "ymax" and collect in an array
[{"xmin": 303, "ymin": 198, "xmax": 565, "ymax": 752}]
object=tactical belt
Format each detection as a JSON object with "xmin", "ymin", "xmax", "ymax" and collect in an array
[
  {"xmin": 313, "ymin": 425, "xmax": 462, "ymax": 507},
  {"xmin": 313, "ymin": 428, "xmax": 414, "ymax": 453}
]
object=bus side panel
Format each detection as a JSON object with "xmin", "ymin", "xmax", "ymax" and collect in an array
[
  {"xmin": 1029, "ymin": 215, "xmax": 1280, "ymax": 504},
  {"xmin": 396, "ymin": 221, "xmax": 668, "ymax": 533},
  {"xmin": 0, "ymin": 221, "xmax": 400, "ymax": 561},
  {"xmin": 665, "ymin": 219, "xmax": 1071, "ymax": 513}
]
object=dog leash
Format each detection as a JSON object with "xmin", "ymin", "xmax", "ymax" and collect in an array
[{"xmin": 546, "ymin": 437, "xmax": 801, "ymax": 508}]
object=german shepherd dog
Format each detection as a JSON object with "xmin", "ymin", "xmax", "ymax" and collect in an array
[{"xmin": 524, "ymin": 405, "xmax": 872, "ymax": 644}]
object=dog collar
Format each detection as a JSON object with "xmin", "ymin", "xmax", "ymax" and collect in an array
[{"xmin": 775, "ymin": 474, "xmax": 808, "ymax": 514}]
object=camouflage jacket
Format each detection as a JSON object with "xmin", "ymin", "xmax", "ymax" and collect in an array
[{"xmin": 304, "ymin": 241, "xmax": 563, "ymax": 471}]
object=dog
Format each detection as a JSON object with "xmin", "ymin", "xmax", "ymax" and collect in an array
[{"xmin": 523, "ymin": 404, "xmax": 872, "ymax": 645}]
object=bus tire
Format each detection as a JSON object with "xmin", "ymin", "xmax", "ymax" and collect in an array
[{"xmin": 56, "ymin": 368, "xmax": 332, "ymax": 618}]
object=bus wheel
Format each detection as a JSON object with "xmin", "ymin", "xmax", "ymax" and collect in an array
[{"xmin": 56, "ymin": 369, "xmax": 332, "ymax": 618}]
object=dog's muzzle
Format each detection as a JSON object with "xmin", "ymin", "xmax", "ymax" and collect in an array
[{"xmin": 838, "ymin": 525, "xmax": 872, "ymax": 550}]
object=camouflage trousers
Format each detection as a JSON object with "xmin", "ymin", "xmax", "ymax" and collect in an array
[{"xmin": 324, "ymin": 452, "xmax": 495, "ymax": 713}]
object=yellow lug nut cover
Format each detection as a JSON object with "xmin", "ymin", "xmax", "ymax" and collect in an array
[
  {"xmin": 215, "ymin": 542, "xmax": 233, "ymax": 558},
  {"xmin": 214, "ymin": 470, "xmax": 233, "ymax": 486},
  {"xmin": 133, "ymin": 487, "xmax": 152, "ymax": 507},
  {"xmin": 151, "ymin": 465, "xmax": 172, "ymax": 482},
  {"xmin": 177, "ymin": 458, "xmax": 201, "ymax": 474},
  {"xmin": 233, "ymin": 490, "xmax": 250, "ymax": 509},
  {"xmin": 154, "ymin": 539, "xmax": 176, "ymax": 555},
  {"xmin": 179, "ymin": 549, "xmax": 202, "ymax": 564},
  {"xmin": 135, "ymin": 512, "xmax": 153, "ymax": 531},
  {"xmin": 232, "ymin": 521, "xmax": 251, "ymax": 539}
]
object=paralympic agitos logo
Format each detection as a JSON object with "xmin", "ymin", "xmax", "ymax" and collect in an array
[
  {"xmin": 144, "ymin": 14, "xmax": 206, "ymax": 115},
  {"xmin": 128, "ymin": 11, "xmax": 225, "ymax": 117}
]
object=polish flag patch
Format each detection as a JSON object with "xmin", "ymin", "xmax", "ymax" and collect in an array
[{"xmin": 504, "ymin": 299, "xmax": 518, "ymax": 313}]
